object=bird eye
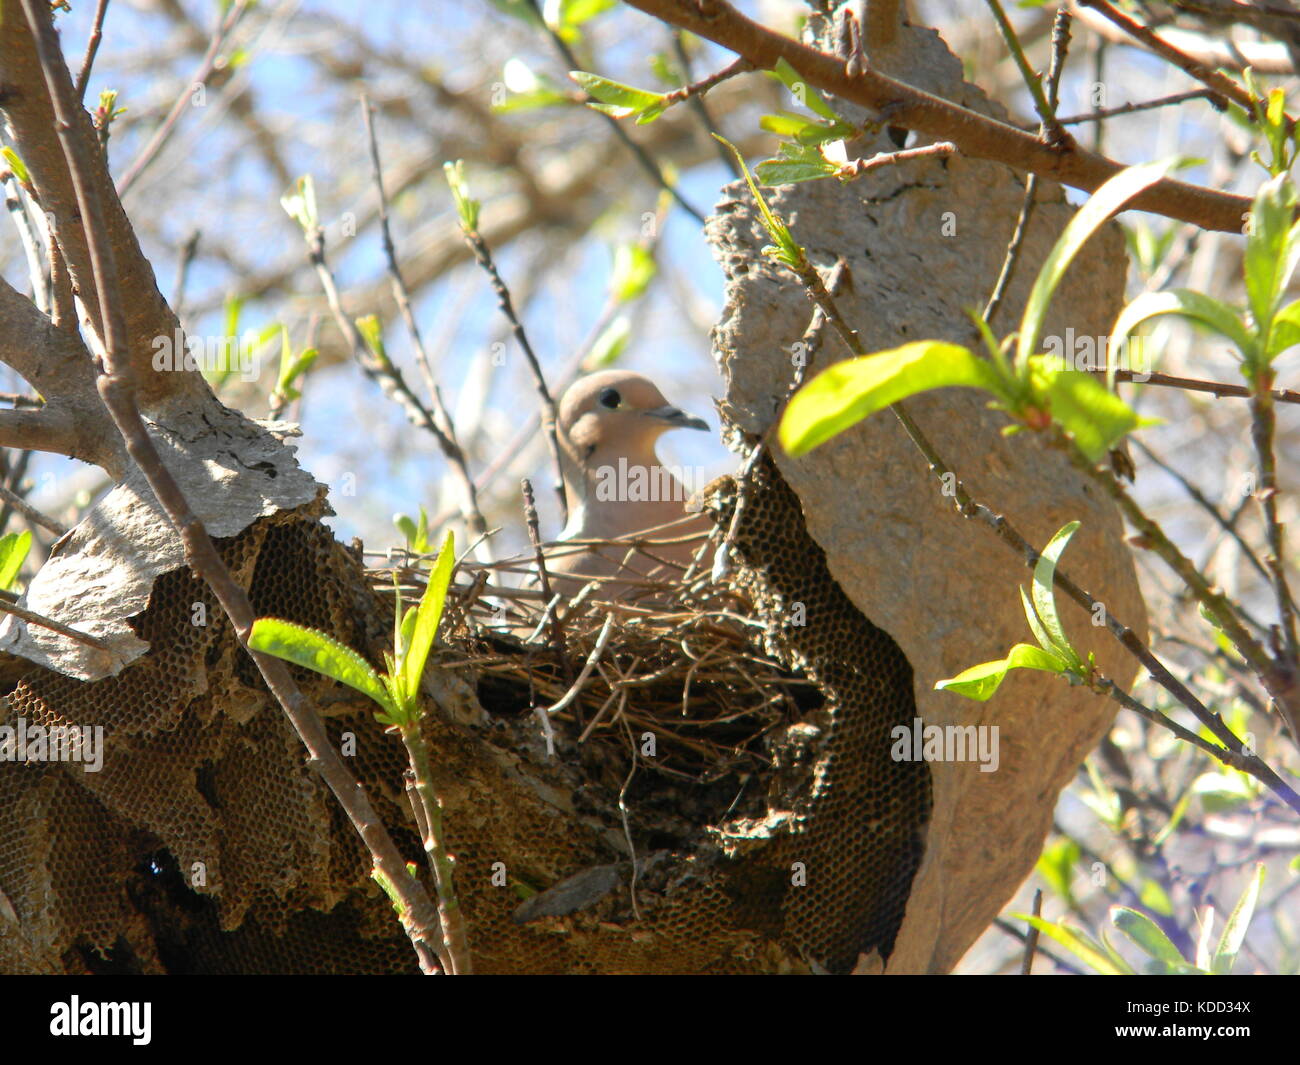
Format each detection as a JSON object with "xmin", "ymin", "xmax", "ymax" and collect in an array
[{"xmin": 597, "ymin": 387, "xmax": 621, "ymax": 409}]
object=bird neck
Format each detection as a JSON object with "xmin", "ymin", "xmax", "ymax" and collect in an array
[{"xmin": 561, "ymin": 438, "xmax": 663, "ymax": 510}]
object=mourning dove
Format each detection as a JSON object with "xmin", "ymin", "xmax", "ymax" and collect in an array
[{"xmin": 545, "ymin": 369, "xmax": 711, "ymax": 603}]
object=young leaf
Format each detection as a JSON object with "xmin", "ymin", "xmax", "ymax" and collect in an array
[
  {"xmin": 443, "ymin": 160, "xmax": 480, "ymax": 231},
  {"xmin": 1036, "ymin": 837, "xmax": 1081, "ymax": 906},
  {"xmin": 1, "ymin": 147, "xmax": 31, "ymax": 186},
  {"xmin": 610, "ymin": 243, "xmax": 657, "ymax": 303},
  {"xmin": 1018, "ymin": 586, "xmax": 1057, "ymax": 656},
  {"xmin": 1013, "ymin": 915, "xmax": 1134, "ymax": 975},
  {"xmin": 0, "ymin": 531, "xmax": 32, "ymax": 591},
  {"xmin": 398, "ymin": 530, "xmax": 457, "ymax": 708},
  {"xmin": 586, "ymin": 315, "xmax": 630, "ymax": 368},
  {"xmin": 1108, "ymin": 289, "xmax": 1255, "ymax": 380},
  {"xmin": 713, "ymin": 134, "xmax": 802, "ymax": 266},
  {"xmin": 756, "ymin": 140, "xmax": 837, "ymax": 185},
  {"xmin": 1030, "ymin": 521, "xmax": 1082, "ymax": 665},
  {"xmin": 934, "ymin": 642, "xmax": 1068, "ymax": 701},
  {"xmin": 779, "ymin": 342, "xmax": 1008, "ymax": 457},
  {"xmin": 770, "ymin": 57, "xmax": 843, "ymax": 124},
  {"xmin": 1243, "ymin": 173, "xmax": 1300, "ymax": 341},
  {"xmin": 1194, "ymin": 906, "xmax": 1216, "ymax": 972},
  {"xmin": 280, "ymin": 175, "xmax": 319, "ymax": 232},
  {"xmin": 1028, "ymin": 357, "xmax": 1156, "ymax": 462},
  {"xmin": 1267, "ymin": 297, "xmax": 1300, "ymax": 360},
  {"xmin": 1019, "ymin": 160, "xmax": 1179, "ymax": 366},
  {"xmin": 249, "ymin": 617, "xmax": 397, "ymax": 718},
  {"xmin": 569, "ymin": 71, "xmax": 665, "ymax": 120},
  {"xmin": 1212, "ymin": 863, "xmax": 1264, "ymax": 974},
  {"xmin": 1111, "ymin": 907, "xmax": 1196, "ymax": 973}
]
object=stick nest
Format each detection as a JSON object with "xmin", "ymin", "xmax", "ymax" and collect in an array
[{"xmin": 366, "ymin": 537, "xmax": 820, "ymax": 826}]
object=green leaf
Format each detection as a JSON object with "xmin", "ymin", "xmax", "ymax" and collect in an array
[
  {"xmin": 493, "ymin": 89, "xmax": 571, "ymax": 114},
  {"xmin": 1212, "ymin": 862, "xmax": 1263, "ymax": 974},
  {"xmin": 443, "ymin": 160, "xmax": 480, "ymax": 231},
  {"xmin": 1028, "ymin": 357, "xmax": 1155, "ymax": 462},
  {"xmin": 1268, "ymin": 297, "xmax": 1300, "ymax": 360},
  {"xmin": 1138, "ymin": 878, "xmax": 1175, "ymax": 918},
  {"xmin": 355, "ymin": 314, "xmax": 388, "ymax": 367},
  {"xmin": 1018, "ymin": 586, "xmax": 1057, "ymax": 656},
  {"xmin": 586, "ymin": 315, "xmax": 630, "ymax": 368},
  {"xmin": 0, "ymin": 531, "xmax": 32, "ymax": 591},
  {"xmin": 1244, "ymin": 173, "xmax": 1300, "ymax": 341},
  {"xmin": 249, "ymin": 618, "xmax": 397, "ymax": 718},
  {"xmin": 1194, "ymin": 905, "xmax": 1216, "ymax": 971},
  {"xmin": 569, "ymin": 71, "xmax": 665, "ymax": 120},
  {"xmin": 1191, "ymin": 770, "xmax": 1254, "ymax": 811},
  {"xmin": 1019, "ymin": 160, "xmax": 1180, "ymax": 366},
  {"xmin": 759, "ymin": 112, "xmax": 818, "ymax": 139},
  {"xmin": 713, "ymin": 134, "xmax": 801, "ymax": 267},
  {"xmin": 1029, "ymin": 521, "xmax": 1081, "ymax": 666},
  {"xmin": 397, "ymin": 530, "xmax": 457, "ymax": 709},
  {"xmin": 1082, "ymin": 758, "xmax": 1123, "ymax": 829},
  {"xmin": 935, "ymin": 643, "xmax": 1069, "ymax": 701},
  {"xmin": 1036, "ymin": 837, "xmax": 1081, "ymax": 905},
  {"xmin": 1111, "ymin": 907, "xmax": 1195, "ymax": 973},
  {"xmin": 280, "ymin": 175, "xmax": 318, "ymax": 231},
  {"xmin": 1013, "ymin": 915, "xmax": 1134, "ymax": 974},
  {"xmin": 1109, "ymin": 289, "xmax": 1255, "ymax": 380},
  {"xmin": 555, "ymin": 0, "xmax": 615, "ymax": 28},
  {"xmin": 755, "ymin": 158, "xmax": 837, "ymax": 185},
  {"xmin": 779, "ymin": 342, "xmax": 1008, "ymax": 457},
  {"xmin": 770, "ymin": 57, "xmax": 842, "ymax": 123},
  {"xmin": 610, "ymin": 243, "xmax": 656, "ymax": 303},
  {"xmin": 1, "ymin": 147, "xmax": 31, "ymax": 186}
]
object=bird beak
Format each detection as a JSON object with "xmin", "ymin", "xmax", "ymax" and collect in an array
[{"xmin": 645, "ymin": 404, "xmax": 708, "ymax": 431}]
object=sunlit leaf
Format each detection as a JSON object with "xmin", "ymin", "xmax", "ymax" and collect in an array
[
  {"xmin": 398, "ymin": 530, "xmax": 457, "ymax": 708},
  {"xmin": 1019, "ymin": 161, "xmax": 1179, "ymax": 366},
  {"xmin": 934, "ymin": 642, "xmax": 1068, "ymax": 701},
  {"xmin": 249, "ymin": 618, "xmax": 396, "ymax": 718},
  {"xmin": 780, "ymin": 342, "xmax": 1007, "ymax": 456}
]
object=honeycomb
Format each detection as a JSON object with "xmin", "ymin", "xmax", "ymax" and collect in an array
[
  {"xmin": 0, "ymin": 453, "xmax": 931, "ymax": 974},
  {"xmin": 699, "ymin": 453, "xmax": 931, "ymax": 969}
]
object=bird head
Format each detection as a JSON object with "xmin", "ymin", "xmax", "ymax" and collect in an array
[{"xmin": 557, "ymin": 370, "xmax": 708, "ymax": 468}]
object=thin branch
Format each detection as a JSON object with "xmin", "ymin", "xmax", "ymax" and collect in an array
[
  {"xmin": 984, "ymin": 9, "xmax": 1072, "ymax": 325},
  {"xmin": 1248, "ymin": 367, "xmax": 1298, "ymax": 661},
  {"xmin": 621, "ymin": 0, "xmax": 1253, "ymax": 231},
  {"xmin": 0, "ymin": 595, "xmax": 112, "ymax": 653},
  {"xmin": 170, "ymin": 229, "xmax": 201, "ymax": 324},
  {"xmin": 20, "ymin": 0, "xmax": 450, "ymax": 976},
  {"xmin": 1056, "ymin": 88, "xmax": 1222, "ymax": 125},
  {"xmin": 360, "ymin": 97, "xmax": 489, "ymax": 550},
  {"xmin": 526, "ymin": 0, "xmax": 706, "ymax": 223},
  {"xmin": 985, "ymin": 0, "xmax": 1068, "ymax": 145},
  {"xmin": 671, "ymin": 31, "xmax": 744, "ymax": 178},
  {"xmin": 1078, "ymin": 0, "xmax": 1290, "ymax": 129},
  {"xmin": 0, "ymin": 480, "xmax": 66, "ymax": 535},
  {"xmin": 834, "ymin": 140, "xmax": 957, "ymax": 180},
  {"xmin": 73, "ymin": 0, "xmax": 111, "ymax": 102},
  {"xmin": 521, "ymin": 477, "xmax": 569, "ymax": 680},
  {"xmin": 1130, "ymin": 437, "xmax": 1273, "ymax": 589},
  {"xmin": 1114, "ymin": 367, "xmax": 1300, "ymax": 403},
  {"xmin": 1019, "ymin": 889, "xmax": 1042, "ymax": 975},
  {"xmin": 659, "ymin": 53, "xmax": 753, "ymax": 110},
  {"xmin": 454, "ymin": 217, "xmax": 568, "ymax": 524},
  {"xmin": 116, "ymin": 0, "xmax": 250, "ymax": 195}
]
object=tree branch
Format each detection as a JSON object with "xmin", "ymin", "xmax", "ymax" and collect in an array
[
  {"xmin": 0, "ymin": 8, "xmax": 209, "ymax": 412},
  {"xmin": 619, "ymin": 0, "xmax": 1252, "ymax": 232}
]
